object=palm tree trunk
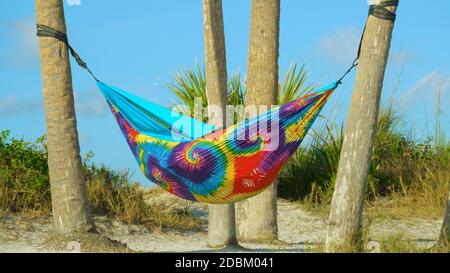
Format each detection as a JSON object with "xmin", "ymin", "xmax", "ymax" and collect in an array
[
  {"xmin": 325, "ymin": 1, "xmax": 399, "ymax": 252},
  {"xmin": 203, "ymin": 0, "xmax": 237, "ymax": 248},
  {"xmin": 236, "ymin": 0, "xmax": 280, "ymax": 242},
  {"xmin": 439, "ymin": 189, "xmax": 450, "ymax": 245},
  {"xmin": 35, "ymin": 0, "xmax": 94, "ymax": 234}
]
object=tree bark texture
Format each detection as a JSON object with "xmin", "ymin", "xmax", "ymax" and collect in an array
[
  {"xmin": 36, "ymin": 0, "xmax": 95, "ymax": 234},
  {"xmin": 203, "ymin": 0, "xmax": 237, "ymax": 248},
  {"xmin": 236, "ymin": 0, "xmax": 280, "ymax": 242},
  {"xmin": 325, "ymin": 2, "xmax": 399, "ymax": 252}
]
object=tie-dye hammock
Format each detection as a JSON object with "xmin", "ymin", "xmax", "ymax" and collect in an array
[{"xmin": 97, "ymin": 82, "xmax": 337, "ymax": 204}]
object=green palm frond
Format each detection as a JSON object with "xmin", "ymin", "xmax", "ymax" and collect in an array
[
  {"xmin": 227, "ymin": 73, "xmax": 245, "ymax": 106},
  {"xmin": 163, "ymin": 62, "xmax": 313, "ymax": 120},
  {"xmin": 163, "ymin": 64, "xmax": 208, "ymax": 117},
  {"xmin": 279, "ymin": 63, "xmax": 315, "ymax": 104}
]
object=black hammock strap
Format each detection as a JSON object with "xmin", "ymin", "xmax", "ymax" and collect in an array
[
  {"xmin": 337, "ymin": 0, "xmax": 399, "ymax": 85},
  {"xmin": 36, "ymin": 24, "xmax": 100, "ymax": 82},
  {"xmin": 369, "ymin": 0, "xmax": 399, "ymax": 22}
]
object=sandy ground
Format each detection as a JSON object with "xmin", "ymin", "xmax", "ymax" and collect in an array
[{"xmin": 0, "ymin": 193, "xmax": 443, "ymax": 253}]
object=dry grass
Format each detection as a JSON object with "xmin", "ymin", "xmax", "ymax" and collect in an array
[
  {"xmin": 0, "ymin": 131, "xmax": 202, "ymax": 232},
  {"xmin": 378, "ymin": 233, "xmax": 450, "ymax": 253},
  {"xmin": 279, "ymin": 105, "xmax": 450, "ymax": 223},
  {"xmin": 84, "ymin": 165, "xmax": 203, "ymax": 231},
  {"xmin": 312, "ymin": 224, "xmax": 450, "ymax": 253},
  {"xmin": 365, "ymin": 166, "xmax": 449, "ymax": 220}
]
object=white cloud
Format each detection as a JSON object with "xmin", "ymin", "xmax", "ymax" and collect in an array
[
  {"xmin": 2, "ymin": 19, "xmax": 40, "ymax": 69},
  {"xmin": 16, "ymin": 20, "xmax": 39, "ymax": 52},
  {"xmin": 389, "ymin": 50, "xmax": 415, "ymax": 68},
  {"xmin": 0, "ymin": 90, "xmax": 108, "ymax": 118},
  {"xmin": 78, "ymin": 133, "xmax": 91, "ymax": 145},
  {"xmin": 318, "ymin": 25, "xmax": 360, "ymax": 66},
  {"xmin": 74, "ymin": 90, "xmax": 108, "ymax": 117},
  {"xmin": 400, "ymin": 70, "xmax": 450, "ymax": 109},
  {"xmin": 0, "ymin": 96, "xmax": 42, "ymax": 117}
]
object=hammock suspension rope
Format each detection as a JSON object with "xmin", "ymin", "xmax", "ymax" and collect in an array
[
  {"xmin": 36, "ymin": 24, "xmax": 100, "ymax": 82},
  {"xmin": 336, "ymin": 0, "xmax": 399, "ymax": 85}
]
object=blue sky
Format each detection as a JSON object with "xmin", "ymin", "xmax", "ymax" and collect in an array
[{"xmin": 1, "ymin": 0, "xmax": 449, "ymax": 185}]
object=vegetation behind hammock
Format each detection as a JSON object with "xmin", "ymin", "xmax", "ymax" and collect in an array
[
  {"xmin": 165, "ymin": 64, "xmax": 450, "ymax": 218},
  {"xmin": 279, "ymin": 107, "xmax": 450, "ymax": 218},
  {"xmin": 1, "ymin": 64, "xmax": 448, "ymax": 221},
  {"xmin": 164, "ymin": 63, "xmax": 314, "ymax": 122},
  {"xmin": 0, "ymin": 130, "xmax": 201, "ymax": 230}
]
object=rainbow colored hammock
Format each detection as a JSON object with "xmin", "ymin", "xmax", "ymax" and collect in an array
[{"xmin": 97, "ymin": 82, "xmax": 337, "ymax": 204}]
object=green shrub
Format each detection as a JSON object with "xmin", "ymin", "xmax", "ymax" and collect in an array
[
  {"xmin": 0, "ymin": 130, "xmax": 50, "ymax": 212},
  {"xmin": 278, "ymin": 106, "xmax": 450, "ymax": 210},
  {"xmin": 0, "ymin": 131, "xmax": 201, "ymax": 230},
  {"xmin": 164, "ymin": 63, "xmax": 449, "ymax": 216}
]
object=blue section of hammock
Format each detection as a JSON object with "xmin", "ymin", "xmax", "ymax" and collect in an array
[
  {"xmin": 97, "ymin": 82, "xmax": 338, "ymax": 142},
  {"xmin": 97, "ymin": 82, "xmax": 216, "ymax": 142}
]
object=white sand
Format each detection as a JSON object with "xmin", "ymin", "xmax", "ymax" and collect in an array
[{"xmin": 0, "ymin": 194, "xmax": 442, "ymax": 253}]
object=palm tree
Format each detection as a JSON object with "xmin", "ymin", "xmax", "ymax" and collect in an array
[
  {"xmin": 165, "ymin": 63, "xmax": 312, "ymax": 111},
  {"xmin": 235, "ymin": 0, "xmax": 280, "ymax": 242},
  {"xmin": 35, "ymin": 0, "xmax": 94, "ymax": 234},
  {"xmin": 202, "ymin": 0, "xmax": 237, "ymax": 248},
  {"xmin": 164, "ymin": 64, "xmax": 312, "ymax": 244},
  {"xmin": 325, "ymin": 1, "xmax": 399, "ymax": 251},
  {"xmin": 439, "ymin": 191, "xmax": 450, "ymax": 245}
]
